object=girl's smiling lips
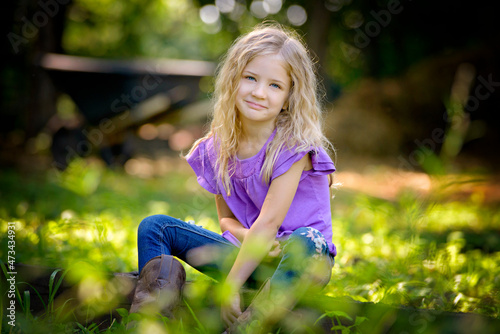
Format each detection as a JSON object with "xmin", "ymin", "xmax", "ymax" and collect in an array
[{"xmin": 245, "ymin": 100, "xmax": 267, "ymax": 109}]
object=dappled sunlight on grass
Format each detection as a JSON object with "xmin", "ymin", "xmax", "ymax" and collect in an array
[
  {"xmin": 0, "ymin": 159, "xmax": 214, "ymax": 272},
  {"xmin": 328, "ymin": 175, "xmax": 500, "ymax": 318},
  {"xmin": 1, "ymin": 160, "xmax": 499, "ymax": 332}
]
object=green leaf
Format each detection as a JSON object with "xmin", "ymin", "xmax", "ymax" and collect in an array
[
  {"xmin": 129, "ymin": 312, "xmax": 143, "ymax": 322},
  {"xmin": 314, "ymin": 313, "xmax": 328, "ymax": 325},
  {"xmin": 116, "ymin": 308, "xmax": 129, "ymax": 318},
  {"xmin": 331, "ymin": 325, "xmax": 347, "ymax": 330},
  {"xmin": 48, "ymin": 269, "xmax": 68, "ymax": 312},
  {"xmin": 16, "ymin": 281, "xmax": 47, "ymax": 311},
  {"xmin": 75, "ymin": 322, "xmax": 87, "ymax": 332},
  {"xmin": 48, "ymin": 269, "xmax": 62, "ymax": 296},
  {"xmin": 183, "ymin": 299, "xmax": 206, "ymax": 334},
  {"xmin": 354, "ymin": 316, "xmax": 368, "ymax": 326},
  {"xmin": 56, "ymin": 297, "xmax": 77, "ymax": 320},
  {"xmin": 324, "ymin": 310, "xmax": 353, "ymax": 321},
  {"xmin": 87, "ymin": 323, "xmax": 99, "ymax": 331},
  {"xmin": 23, "ymin": 290, "xmax": 31, "ymax": 318}
]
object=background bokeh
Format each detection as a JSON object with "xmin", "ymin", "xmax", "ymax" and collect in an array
[
  {"xmin": 1, "ymin": 1, "xmax": 500, "ymax": 333},
  {"xmin": 2, "ymin": 0, "xmax": 500, "ymax": 172}
]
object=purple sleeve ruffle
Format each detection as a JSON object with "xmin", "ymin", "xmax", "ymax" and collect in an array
[
  {"xmin": 186, "ymin": 139, "xmax": 219, "ymax": 194},
  {"xmin": 271, "ymin": 146, "xmax": 336, "ymax": 181}
]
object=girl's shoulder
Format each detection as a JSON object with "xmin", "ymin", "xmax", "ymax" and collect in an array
[
  {"xmin": 186, "ymin": 135, "xmax": 217, "ymax": 162},
  {"xmin": 272, "ymin": 144, "xmax": 335, "ymax": 181},
  {"xmin": 186, "ymin": 135, "xmax": 220, "ymax": 194}
]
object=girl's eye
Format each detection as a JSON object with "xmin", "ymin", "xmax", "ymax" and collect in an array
[
  {"xmin": 270, "ymin": 83, "xmax": 281, "ymax": 89},
  {"xmin": 245, "ymin": 76, "xmax": 256, "ymax": 81}
]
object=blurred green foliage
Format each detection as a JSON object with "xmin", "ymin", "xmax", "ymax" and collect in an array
[
  {"xmin": 63, "ymin": 0, "xmax": 238, "ymax": 60},
  {"xmin": 0, "ymin": 159, "xmax": 219, "ymax": 272},
  {"xmin": 0, "ymin": 159, "xmax": 499, "ymax": 332},
  {"xmin": 60, "ymin": 0, "xmax": 498, "ymax": 88}
]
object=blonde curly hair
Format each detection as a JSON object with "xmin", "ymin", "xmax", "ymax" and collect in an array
[{"xmin": 188, "ymin": 23, "xmax": 333, "ymax": 196}]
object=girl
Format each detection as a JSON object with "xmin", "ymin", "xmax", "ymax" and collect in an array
[{"xmin": 130, "ymin": 23, "xmax": 337, "ymax": 332}]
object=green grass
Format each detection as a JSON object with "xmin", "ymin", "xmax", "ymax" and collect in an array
[{"xmin": 1, "ymin": 158, "xmax": 499, "ymax": 333}]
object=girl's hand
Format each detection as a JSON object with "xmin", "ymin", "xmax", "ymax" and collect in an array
[
  {"xmin": 268, "ymin": 240, "xmax": 281, "ymax": 258},
  {"xmin": 221, "ymin": 291, "xmax": 242, "ymax": 328}
]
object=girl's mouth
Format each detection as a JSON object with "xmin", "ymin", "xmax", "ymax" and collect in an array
[{"xmin": 245, "ymin": 100, "xmax": 266, "ymax": 109}]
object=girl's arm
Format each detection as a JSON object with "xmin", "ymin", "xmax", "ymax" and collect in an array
[
  {"xmin": 221, "ymin": 154, "xmax": 310, "ymax": 325},
  {"xmin": 215, "ymin": 195, "xmax": 248, "ymax": 243}
]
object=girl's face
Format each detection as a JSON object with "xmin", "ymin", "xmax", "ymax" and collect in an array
[{"xmin": 236, "ymin": 54, "xmax": 291, "ymax": 128}]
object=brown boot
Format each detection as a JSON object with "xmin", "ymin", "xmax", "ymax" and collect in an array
[{"xmin": 129, "ymin": 255, "xmax": 186, "ymax": 318}]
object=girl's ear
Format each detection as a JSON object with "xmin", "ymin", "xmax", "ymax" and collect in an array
[{"xmin": 282, "ymin": 96, "xmax": 290, "ymax": 112}]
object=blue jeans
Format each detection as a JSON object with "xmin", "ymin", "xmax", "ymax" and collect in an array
[{"xmin": 137, "ymin": 215, "xmax": 334, "ymax": 290}]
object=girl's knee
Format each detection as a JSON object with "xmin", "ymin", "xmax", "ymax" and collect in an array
[
  {"xmin": 138, "ymin": 214, "xmax": 173, "ymax": 237},
  {"xmin": 290, "ymin": 227, "xmax": 329, "ymax": 256},
  {"xmin": 291, "ymin": 226, "xmax": 312, "ymax": 237}
]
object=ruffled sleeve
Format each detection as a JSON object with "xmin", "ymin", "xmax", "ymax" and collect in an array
[
  {"xmin": 309, "ymin": 147, "xmax": 336, "ymax": 176},
  {"xmin": 186, "ymin": 139, "xmax": 220, "ymax": 194},
  {"xmin": 271, "ymin": 146, "xmax": 336, "ymax": 181}
]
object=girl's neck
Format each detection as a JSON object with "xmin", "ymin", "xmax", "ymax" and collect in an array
[
  {"xmin": 240, "ymin": 122, "xmax": 275, "ymax": 142},
  {"xmin": 237, "ymin": 122, "xmax": 275, "ymax": 159}
]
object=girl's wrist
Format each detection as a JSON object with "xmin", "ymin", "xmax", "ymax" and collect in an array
[{"xmin": 222, "ymin": 277, "xmax": 242, "ymax": 300}]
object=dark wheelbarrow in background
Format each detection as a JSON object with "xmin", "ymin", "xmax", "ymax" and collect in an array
[{"xmin": 39, "ymin": 53, "xmax": 215, "ymax": 169}]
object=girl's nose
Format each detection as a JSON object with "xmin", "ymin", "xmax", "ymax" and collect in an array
[{"xmin": 251, "ymin": 84, "xmax": 266, "ymax": 98}]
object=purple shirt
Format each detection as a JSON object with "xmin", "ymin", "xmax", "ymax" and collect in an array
[{"xmin": 186, "ymin": 129, "xmax": 337, "ymax": 256}]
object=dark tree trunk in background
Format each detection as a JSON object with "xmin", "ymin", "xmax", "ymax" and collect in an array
[
  {"xmin": 1, "ymin": 0, "xmax": 71, "ymax": 139},
  {"xmin": 27, "ymin": 0, "xmax": 71, "ymax": 138},
  {"xmin": 305, "ymin": 0, "xmax": 335, "ymax": 100},
  {"xmin": 306, "ymin": 1, "xmax": 331, "ymax": 70}
]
